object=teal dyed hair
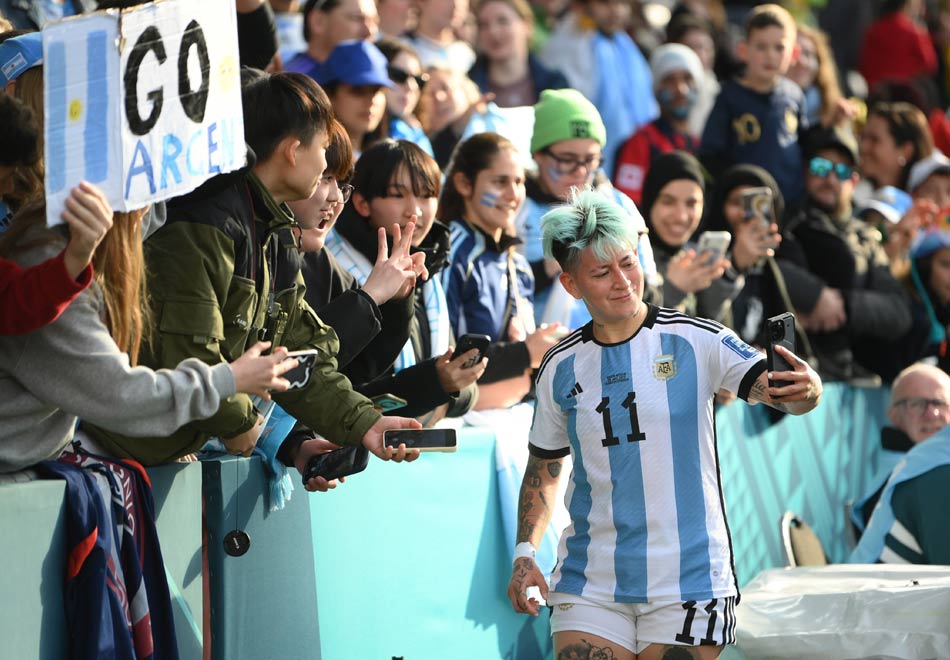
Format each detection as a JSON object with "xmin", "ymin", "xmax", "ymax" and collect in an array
[{"xmin": 541, "ymin": 187, "xmax": 641, "ymax": 272}]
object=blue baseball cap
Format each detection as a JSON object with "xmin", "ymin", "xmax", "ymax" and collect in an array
[
  {"xmin": 318, "ymin": 40, "xmax": 393, "ymax": 88},
  {"xmin": 912, "ymin": 230, "xmax": 950, "ymax": 259},
  {"xmin": 858, "ymin": 186, "xmax": 913, "ymax": 225},
  {"xmin": 0, "ymin": 32, "xmax": 43, "ymax": 87}
]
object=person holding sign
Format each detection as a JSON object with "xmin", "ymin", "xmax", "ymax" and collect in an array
[
  {"xmin": 85, "ymin": 71, "xmax": 423, "ymax": 466},
  {"xmin": 506, "ymin": 189, "xmax": 822, "ymax": 659},
  {"xmin": 0, "ymin": 92, "xmax": 106, "ymax": 336}
]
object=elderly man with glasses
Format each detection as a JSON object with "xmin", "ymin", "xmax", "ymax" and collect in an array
[
  {"xmin": 850, "ymin": 363, "xmax": 950, "ymax": 565},
  {"xmin": 778, "ymin": 125, "xmax": 913, "ymax": 384}
]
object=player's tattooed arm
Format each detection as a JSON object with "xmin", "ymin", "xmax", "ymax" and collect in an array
[
  {"xmin": 749, "ymin": 346, "xmax": 822, "ymax": 415},
  {"xmin": 516, "ymin": 454, "xmax": 564, "ymax": 546}
]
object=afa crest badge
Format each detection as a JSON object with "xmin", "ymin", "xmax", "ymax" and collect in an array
[{"xmin": 653, "ymin": 354, "xmax": 677, "ymax": 381}]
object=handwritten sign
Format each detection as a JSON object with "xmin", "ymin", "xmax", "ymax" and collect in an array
[{"xmin": 43, "ymin": 0, "xmax": 246, "ymax": 226}]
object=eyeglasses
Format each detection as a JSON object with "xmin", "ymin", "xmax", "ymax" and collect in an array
[
  {"xmin": 542, "ymin": 148, "xmax": 602, "ymax": 175},
  {"xmin": 388, "ymin": 66, "xmax": 428, "ymax": 89},
  {"xmin": 808, "ymin": 157, "xmax": 853, "ymax": 181},
  {"xmin": 338, "ymin": 183, "xmax": 354, "ymax": 204},
  {"xmin": 893, "ymin": 397, "xmax": 950, "ymax": 414}
]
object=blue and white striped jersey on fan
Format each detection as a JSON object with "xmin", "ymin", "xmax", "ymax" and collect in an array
[{"xmin": 529, "ymin": 305, "xmax": 767, "ymax": 604}]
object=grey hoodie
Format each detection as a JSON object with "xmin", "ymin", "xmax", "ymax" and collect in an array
[{"xmin": 0, "ymin": 235, "xmax": 235, "ymax": 473}]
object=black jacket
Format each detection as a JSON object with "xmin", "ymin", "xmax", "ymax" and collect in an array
[
  {"xmin": 332, "ymin": 213, "xmax": 477, "ymax": 418},
  {"xmin": 780, "ymin": 201, "xmax": 913, "ymax": 381}
]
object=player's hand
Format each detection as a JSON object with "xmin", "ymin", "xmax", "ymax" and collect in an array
[
  {"xmin": 507, "ymin": 557, "xmax": 548, "ymax": 616},
  {"xmin": 767, "ymin": 345, "xmax": 822, "ymax": 407}
]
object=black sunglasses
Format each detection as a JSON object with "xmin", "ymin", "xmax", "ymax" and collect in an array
[{"xmin": 387, "ymin": 66, "xmax": 428, "ymax": 89}]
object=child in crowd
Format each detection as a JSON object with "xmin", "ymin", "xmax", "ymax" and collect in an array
[
  {"xmin": 439, "ymin": 132, "xmax": 561, "ymax": 410},
  {"xmin": 699, "ymin": 3, "xmax": 809, "ymax": 203},
  {"xmin": 325, "ymin": 138, "xmax": 485, "ymax": 423},
  {"xmin": 516, "ymin": 89, "xmax": 657, "ymax": 328},
  {"xmin": 404, "ymin": 0, "xmax": 476, "ymax": 73},
  {"xmin": 613, "ymin": 43, "xmax": 704, "ymax": 205}
]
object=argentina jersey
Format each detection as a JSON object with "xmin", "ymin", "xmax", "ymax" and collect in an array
[{"xmin": 529, "ymin": 305, "xmax": 766, "ymax": 604}]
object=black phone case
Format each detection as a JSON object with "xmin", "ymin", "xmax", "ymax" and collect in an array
[
  {"xmin": 766, "ymin": 313, "xmax": 796, "ymax": 389},
  {"xmin": 302, "ymin": 446, "xmax": 369, "ymax": 484},
  {"xmin": 451, "ymin": 334, "xmax": 491, "ymax": 367}
]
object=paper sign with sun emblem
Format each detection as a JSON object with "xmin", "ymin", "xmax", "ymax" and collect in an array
[
  {"xmin": 653, "ymin": 354, "xmax": 677, "ymax": 381},
  {"xmin": 42, "ymin": 0, "xmax": 246, "ymax": 226}
]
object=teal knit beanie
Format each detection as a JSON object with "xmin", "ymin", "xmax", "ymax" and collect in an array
[{"xmin": 530, "ymin": 89, "xmax": 607, "ymax": 154}]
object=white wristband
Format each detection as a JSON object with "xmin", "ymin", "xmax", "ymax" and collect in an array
[{"xmin": 513, "ymin": 542, "xmax": 536, "ymax": 564}]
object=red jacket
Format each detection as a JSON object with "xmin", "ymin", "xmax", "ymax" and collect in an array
[
  {"xmin": 613, "ymin": 118, "xmax": 700, "ymax": 205},
  {"xmin": 859, "ymin": 12, "xmax": 937, "ymax": 91},
  {"xmin": 0, "ymin": 253, "xmax": 92, "ymax": 335}
]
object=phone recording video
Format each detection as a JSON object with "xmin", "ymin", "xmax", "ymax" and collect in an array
[
  {"xmin": 450, "ymin": 333, "xmax": 491, "ymax": 368},
  {"xmin": 741, "ymin": 186, "xmax": 774, "ymax": 227},
  {"xmin": 383, "ymin": 428, "xmax": 457, "ymax": 452},
  {"xmin": 695, "ymin": 230, "xmax": 731, "ymax": 266},
  {"xmin": 302, "ymin": 446, "xmax": 369, "ymax": 484}
]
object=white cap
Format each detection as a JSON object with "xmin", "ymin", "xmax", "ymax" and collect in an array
[
  {"xmin": 908, "ymin": 150, "xmax": 950, "ymax": 192},
  {"xmin": 649, "ymin": 43, "xmax": 704, "ymax": 91}
]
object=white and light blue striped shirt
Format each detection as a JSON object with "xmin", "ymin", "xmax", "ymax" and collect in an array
[{"xmin": 530, "ymin": 305, "xmax": 766, "ymax": 603}]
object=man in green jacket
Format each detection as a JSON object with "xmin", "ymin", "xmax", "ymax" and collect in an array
[{"xmin": 87, "ymin": 72, "xmax": 421, "ymax": 466}]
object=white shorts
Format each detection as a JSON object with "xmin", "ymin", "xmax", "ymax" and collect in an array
[{"xmin": 548, "ymin": 592, "xmax": 737, "ymax": 655}]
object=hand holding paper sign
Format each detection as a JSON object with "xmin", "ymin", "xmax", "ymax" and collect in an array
[{"xmin": 61, "ymin": 182, "xmax": 113, "ymax": 280}]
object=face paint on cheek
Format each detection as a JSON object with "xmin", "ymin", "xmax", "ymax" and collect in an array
[
  {"xmin": 480, "ymin": 191, "xmax": 500, "ymax": 209},
  {"xmin": 545, "ymin": 165, "xmax": 562, "ymax": 184}
]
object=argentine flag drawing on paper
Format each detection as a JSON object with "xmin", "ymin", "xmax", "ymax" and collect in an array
[{"xmin": 42, "ymin": 0, "xmax": 246, "ymax": 227}]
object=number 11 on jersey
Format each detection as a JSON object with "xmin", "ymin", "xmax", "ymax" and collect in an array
[{"xmin": 595, "ymin": 392, "xmax": 647, "ymax": 447}]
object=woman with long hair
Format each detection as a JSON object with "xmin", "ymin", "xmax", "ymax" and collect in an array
[
  {"xmin": 859, "ymin": 101, "xmax": 934, "ymax": 190},
  {"xmin": 439, "ymin": 132, "xmax": 561, "ymax": 410},
  {"xmin": 0, "ymin": 184, "xmax": 295, "ymax": 472}
]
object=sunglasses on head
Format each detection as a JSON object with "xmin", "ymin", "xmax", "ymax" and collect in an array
[
  {"xmin": 808, "ymin": 157, "xmax": 853, "ymax": 181},
  {"xmin": 387, "ymin": 66, "xmax": 428, "ymax": 89}
]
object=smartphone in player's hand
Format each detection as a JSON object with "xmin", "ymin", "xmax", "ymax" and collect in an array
[
  {"xmin": 383, "ymin": 428, "xmax": 457, "ymax": 452},
  {"xmin": 766, "ymin": 312, "xmax": 796, "ymax": 389},
  {"xmin": 302, "ymin": 446, "xmax": 369, "ymax": 485},
  {"xmin": 450, "ymin": 333, "xmax": 491, "ymax": 368}
]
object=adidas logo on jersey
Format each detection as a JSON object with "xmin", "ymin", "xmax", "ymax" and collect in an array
[{"xmin": 565, "ymin": 382, "xmax": 584, "ymax": 398}]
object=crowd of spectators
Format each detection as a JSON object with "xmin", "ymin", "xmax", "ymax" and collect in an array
[{"xmin": 3, "ymin": 0, "xmax": 950, "ymax": 652}]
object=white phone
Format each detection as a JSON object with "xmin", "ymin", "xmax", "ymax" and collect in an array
[{"xmin": 695, "ymin": 230, "xmax": 732, "ymax": 265}]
